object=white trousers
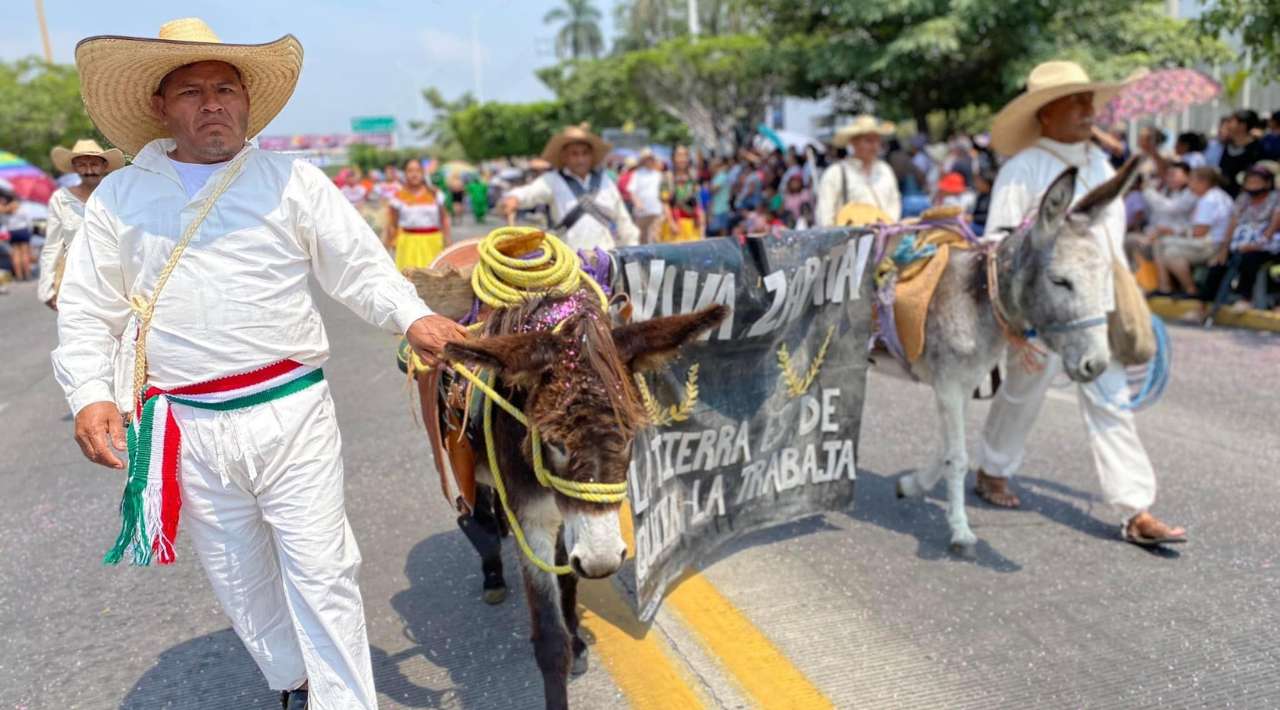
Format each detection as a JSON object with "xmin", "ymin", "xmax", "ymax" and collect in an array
[
  {"xmin": 975, "ymin": 352, "xmax": 1157, "ymax": 515},
  {"xmin": 172, "ymin": 381, "xmax": 378, "ymax": 709}
]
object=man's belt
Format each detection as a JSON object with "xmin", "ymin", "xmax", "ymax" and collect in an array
[
  {"xmin": 401, "ymin": 226, "xmax": 442, "ymax": 234},
  {"xmin": 104, "ymin": 359, "xmax": 324, "ymax": 566}
]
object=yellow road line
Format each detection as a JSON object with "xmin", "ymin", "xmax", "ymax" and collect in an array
[
  {"xmin": 618, "ymin": 503, "xmax": 834, "ymax": 710},
  {"xmin": 578, "ymin": 578, "xmax": 707, "ymax": 709}
]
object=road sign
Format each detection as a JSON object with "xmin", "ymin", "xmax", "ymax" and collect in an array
[{"xmin": 350, "ymin": 116, "xmax": 396, "ymax": 134}]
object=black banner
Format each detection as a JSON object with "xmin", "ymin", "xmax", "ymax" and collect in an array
[{"xmin": 611, "ymin": 228, "xmax": 875, "ymax": 620}]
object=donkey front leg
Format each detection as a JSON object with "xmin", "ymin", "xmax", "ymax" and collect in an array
[
  {"xmin": 519, "ymin": 504, "xmax": 573, "ymax": 710},
  {"xmin": 556, "ymin": 531, "xmax": 589, "ymax": 676},
  {"xmin": 935, "ymin": 383, "xmax": 978, "ymax": 556}
]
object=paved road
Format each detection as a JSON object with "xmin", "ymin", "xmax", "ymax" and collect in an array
[{"xmin": 3, "ymin": 223, "xmax": 1279, "ymax": 708}]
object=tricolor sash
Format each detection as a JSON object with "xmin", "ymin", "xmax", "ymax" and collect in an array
[{"xmin": 105, "ymin": 360, "xmax": 324, "ymax": 566}]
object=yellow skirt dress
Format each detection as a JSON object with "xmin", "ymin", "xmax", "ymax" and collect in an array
[
  {"xmin": 395, "ymin": 228, "xmax": 445, "ymax": 271},
  {"xmin": 659, "ymin": 216, "xmax": 701, "ymax": 243}
]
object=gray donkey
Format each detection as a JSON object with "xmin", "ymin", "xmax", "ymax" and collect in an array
[{"xmin": 893, "ymin": 157, "xmax": 1142, "ymax": 556}]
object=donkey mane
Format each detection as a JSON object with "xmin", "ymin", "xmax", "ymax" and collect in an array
[{"xmin": 480, "ymin": 289, "xmax": 647, "ymax": 436}]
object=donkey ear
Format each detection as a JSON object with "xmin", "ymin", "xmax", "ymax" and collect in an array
[
  {"xmin": 1032, "ymin": 166, "xmax": 1078, "ymax": 249},
  {"xmin": 612, "ymin": 305, "xmax": 729, "ymax": 373},
  {"xmin": 443, "ymin": 332, "xmax": 560, "ymax": 387},
  {"xmin": 1070, "ymin": 154, "xmax": 1144, "ymax": 225}
]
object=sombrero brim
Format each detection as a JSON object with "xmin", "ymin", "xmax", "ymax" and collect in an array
[
  {"xmin": 75, "ymin": 33, "xmax": 303, "ymax": 156},
  {"xmin": 990, "ymin": 70, "xmax": 1146, "ymax": 156},
  {"xmin": 833, "ymin": 122, "xmax": 895, "ymax": 148},
  {"xmin": 541, "ymin": 133, "xmax": 612, "ymax": 169},
  {"xmin": 51, "ymin": 146, "xmax": 125, "ymax": 174}
]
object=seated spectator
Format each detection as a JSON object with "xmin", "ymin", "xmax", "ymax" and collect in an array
[
  {"xmin": 1123, "ymin": 174, "xmax": 1148, "ymax": 234},
  {"xmin": 1129, "ymin": 161, "xmax": 1196, "ymax": 264},
  {"xmin": 1199, "ymin": 162, "xmax": 1280, "ymax": 311},
  {"xmin": 1263, "ymin": 112, "xmax": 1280, "ymax": 162},
  {"xmin": 1217, "ymin": 109, "xmax": 1264, "ymax": 197},
  {"xmin": 933, "ymin": 171, "xmax": 975, "ymax": 214},
  {"xmin": 1154, "ymin": 166, "xmax": 1233, "ymax": 296},
  {"xmin": 1175, "ymin": 131, "xmax": 1208, "ymax": 168},
  {"xmin": 781, "ymin": 171, "xmax": 813, "ymax": 227}
]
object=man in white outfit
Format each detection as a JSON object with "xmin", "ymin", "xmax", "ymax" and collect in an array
[
  {"xmin": 975, "ymin": 61, "xmax": 1186, "ymax": 546},
  {"xmin": 38, "ymin": 139, "xmax": 124, "ymax": 309},
  {"xmin": 500, "ymin": 124, "xmax": 639, "ymax": 250},
  {"xmin": 815, "ymin": 114, "xmax": 902, "ymax": 226},
  {"xmin": 54, "ymin": 19, "xmax": 466, "ymax": 709}
]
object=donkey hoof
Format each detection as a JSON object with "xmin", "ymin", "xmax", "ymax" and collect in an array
[
  {"xmin": 895, "ymin": 479, "xmax": 906, "ymax": 499},
  {"xmin": 949, "ymin": 541, "xmax": 978, "ymax": 559},
  {"xmin": 571, "ymin": 647, "xmax": 590, "ymax": 676},
  {"xmin": 896, "ymin": 476, "xmax": 922, "ymax": 499},
  {"xmin": 482, "ymin": 585, "xmax": 508, "ymax": 605}
]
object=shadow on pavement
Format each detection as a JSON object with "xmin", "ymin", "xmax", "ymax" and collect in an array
[
  {"xmin": 375, "ymin": 528, "xmax": 547, "ymax": 710},
  {"xmin": 120, "ymin": 628, "xmax": 277, "ymax": 709},
  {"xmin": 853, "ymin": 468, "xmax": 1024, "ymax": 572}
]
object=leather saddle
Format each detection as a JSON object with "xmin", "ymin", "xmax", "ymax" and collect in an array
[{"xmin": 413, "ymin": 240, "xmax": 485, "ymax": 513}]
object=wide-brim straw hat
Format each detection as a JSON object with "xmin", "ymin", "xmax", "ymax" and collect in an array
[
  {"xmin": 51, "ymin": 139, "xmax": 124, "ymax": 174},
  {"xmin": 990, "ymin": 60, "xmax": 1147, "ymax": 156},
  {"xmin": 541, "ymin": 124, "xmax": 612, "ymax": 169},
  {"xmin": 833, "ymin": 115, "xmax": 895, "ymax": 148},
  {"xmin": 75, "ymin": 18, "xmax": 303, "ymax": 155}
]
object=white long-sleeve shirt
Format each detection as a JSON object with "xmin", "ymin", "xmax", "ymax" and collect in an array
[
  {"xmin": 37, "ymin": 187, "xmax": 87, "ymax": 304},
  {"xmin": 52, "ymin": 139, "xmax": 432, "ymax": 415},
  {"xmin": 814, "ymin": 158, "xmax": 901, "ymax": 227},
  {"xmin": 506, "ymin": 169, "xmax": 639, "ymax": 250},
  {"xmin": 986, "ymin": 137, "xmax": 1125, "ymax": 311},
  {"xmin": 1141, "ymin": 186, "xmax": 1197, "ymax": 232}
]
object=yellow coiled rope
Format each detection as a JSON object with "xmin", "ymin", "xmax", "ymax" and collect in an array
[{"xmin": 443, "ymin": 227, "xmax": 625, "ymax": 575}]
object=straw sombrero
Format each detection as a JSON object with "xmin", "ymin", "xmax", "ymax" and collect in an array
[
  {"xmin": 990, "ymin": 61, "xmax": 1147, "ymax": 156},
  {"xmin": 832, "ymin": 115, "xmax": 895, "ymax": 148},
  {"xmin": 541, "ymin": 124, "xmax": 612, "ymax": 169},
  {"xmin": 51, "ymin": 139, "xmax": 124, "ymax": 174},
  {"xmin": 75, "ymin": 18, "xmax": 303, "ymax": 155}
]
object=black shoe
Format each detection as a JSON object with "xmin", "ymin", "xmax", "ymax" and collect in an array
[{"xmin": 281, "ymin": 688, "xmax": 308, "ymax": 709}]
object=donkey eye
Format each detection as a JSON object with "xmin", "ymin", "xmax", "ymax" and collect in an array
[{"xmin": 1050, "ymin": 277, "xmax": 1074, "ymax": 291}]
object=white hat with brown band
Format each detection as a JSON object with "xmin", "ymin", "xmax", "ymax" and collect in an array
[
  {"xmin": 990, "ymin": 60, "xmax": 1147, "ymax": 156},
  {"xmin": 51, "ymin": 139, "xmax": 125, "ymax": 174},
  {"xmin": 541, "ymin": 124, "xmax": 612, "ymax": 170},
  {"xmin": 75, "ymin": 17, "xmax": 304, "ymax": 156}
]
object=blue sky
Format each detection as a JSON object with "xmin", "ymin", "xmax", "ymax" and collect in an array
[{"xmin": 4, "ymin": 0, "xmax": 623, "ymax": 139}]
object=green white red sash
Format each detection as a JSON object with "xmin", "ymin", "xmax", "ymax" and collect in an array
[{"xmin": 105, "ymin": 359, "xmax": 324, "ymax": 566}]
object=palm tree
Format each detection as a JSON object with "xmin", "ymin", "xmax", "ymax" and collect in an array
[{"xmin": 544, "ymin": 0, "xmax": 605, "ymax": 60}]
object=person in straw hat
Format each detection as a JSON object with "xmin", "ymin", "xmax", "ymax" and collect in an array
[
  {"xmin": 37, "ymin": 139, "xmax": 124, "ymax": 309},
  {"xmin": 815, "ymin": 114, "xmax": 901, "ymax": 227},
  {"xmin": 53, "ymin": 18, "xmax": 466, "ymax": 709},
  {"xmin": 973, "ymin": 60, "xmax": 1187, "ymax": 546},
  {"xmin": 500, "ymin": 123, "xmax": 639, "ymax": 250}
]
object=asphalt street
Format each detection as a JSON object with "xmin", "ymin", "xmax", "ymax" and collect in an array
[{"xmin": 3, "ymin": 222, "xmax": 1278, "ymax": 709}]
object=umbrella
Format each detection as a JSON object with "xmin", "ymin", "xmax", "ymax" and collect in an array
[
  {"xmin": 1096, "ymin": 68, "xmax": 1221, "ymax": 126},
  {"xmin": 754, "ymin": 124, "xmax": 822, "ymax": 154},
  {"xmin": 0, "ymin": 151, "xmax": 57, "ymax": 203}
]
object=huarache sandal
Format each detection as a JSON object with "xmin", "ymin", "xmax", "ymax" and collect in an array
[
  {"xmin": 974, "ymin": 470, "xmax": 1021, "ymax": 508},
  {"xmin": 1122, "ymin": 512, "xmax": 1187, "ymax": 546}
]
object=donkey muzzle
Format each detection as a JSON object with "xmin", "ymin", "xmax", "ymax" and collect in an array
[{"xmin": 563, "ymin": 510, "xmax": 627, "ymax": 579}]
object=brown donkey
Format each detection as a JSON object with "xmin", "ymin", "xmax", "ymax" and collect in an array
[{"xmin": 443, "ymin": 292, "xmax": 727, "ymax": 710}]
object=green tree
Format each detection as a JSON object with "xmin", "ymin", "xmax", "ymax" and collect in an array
[
  {"xmin": 611, "ymin": 0, "xmax": 760, "ymax": 53},
  {"xmin": 449, "ymin": 101, "xmax": 565, "ymax": 160},
  {"xmin": 761, "ymin": 0, "xmax": 1228, "ymax": 132},
  {"xmin": 536, "ymin": 59, "xmax": 689, "ymax": 145},
  {"xmin": 409, "ymin": 88, "xmax": 475, "ymax": 160},
  {"xmin": 623, "ymin": 34, "xmax": 780, "ymax": 153},
  {"xmin": 0, "ymin": 58, "xmax": 106, "ymax": 171},
  {"xmin": 1199, "ymin": 0, "xmax": 1280, "ymax": 76},
  {"xmin": 544, "ymin": 0, "xmax": 606, "ymax": 60}
]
